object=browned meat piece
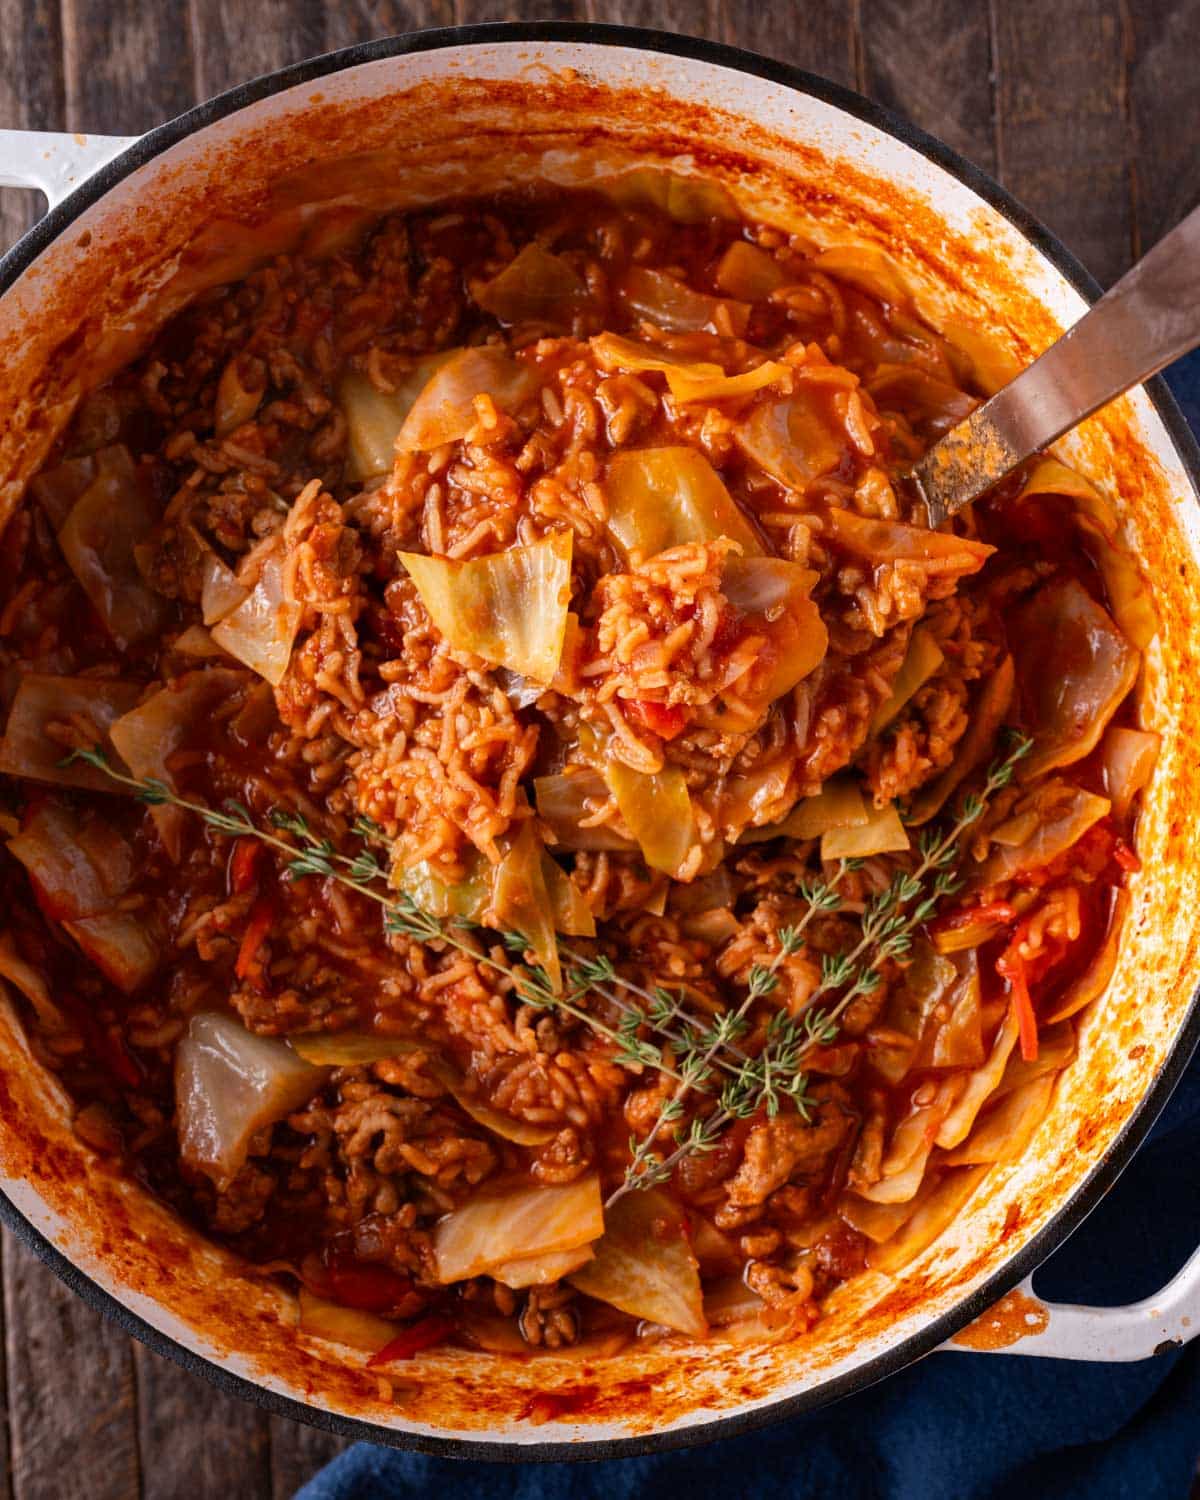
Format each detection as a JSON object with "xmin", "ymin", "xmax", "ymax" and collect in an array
[{"xmin": 722, "ymin": 1087, "xmax": 854, "ymax": 1212}]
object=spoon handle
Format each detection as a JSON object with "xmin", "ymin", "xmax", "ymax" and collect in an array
[{"xmin": 915, "ymin": 200, "xmax": 1200, "ymax": 524}]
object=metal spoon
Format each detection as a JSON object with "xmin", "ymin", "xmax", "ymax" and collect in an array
[{"xmin": 913, "ymin": 202, "xmax": 1200, "ymax": 525}]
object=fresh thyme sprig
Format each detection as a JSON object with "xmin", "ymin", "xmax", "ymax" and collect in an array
[
  {"xmin": 62, "ymin": 731, "xmax": 1031, "ymax": 1197},
  {"xmin": 62, "ymin": 749, "xmax": 686, "ymax": 1079},
  {"xmin": 610, "ymin": 862, "xmax": 852, "ymax": 1204},
  {"xmin": 619, "ymin": 730, "xmax": 1034, "ymax": 1196}
]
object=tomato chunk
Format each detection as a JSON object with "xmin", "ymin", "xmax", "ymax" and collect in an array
[{"xmin": 366, "ymin": 1315, "xmax": 455, "ymax": 1366}]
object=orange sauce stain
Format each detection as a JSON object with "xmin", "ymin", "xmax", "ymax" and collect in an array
[{"xmin": 951, "ymin": 1289, "xmax": 1049, "ymax": 1350}]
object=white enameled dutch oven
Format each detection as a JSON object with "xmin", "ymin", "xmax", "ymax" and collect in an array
[{"xmin": 1, "ymin": 22, "xmax": 1199, "ymax": 1461}]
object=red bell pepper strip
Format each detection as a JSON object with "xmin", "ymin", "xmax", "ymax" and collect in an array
[
  {"xmin": 234, "ymin": 896, "xmax": 275, "ymax": 984},
  {"xmin": 229, "ymin": 838, "xmax": 263, "ymax": 895},
  {"xmin": 941, "ymin": 899, "xmax": 1016, "ymax": 932},
  {"xmin": 323, "ymin": 1263, "xmax": 415, "ymax": 1314},
  {"xmin": 1112, "ymin": 838, "xmax": 1141, "ymax": 874},
  {"xmin": 996, "ymin": 926, "xmax": 1039, "ymax": 1063},
  {"xmin": 366, "ymin": 1315, "xmax": 454, "ymax": 1367},
  {"xmin": 626, "ymin": 699, "xmax": 687, "ymax": 741}
]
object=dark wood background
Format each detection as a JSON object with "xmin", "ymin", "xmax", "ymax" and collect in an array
[{"xmin": 0, "ymin": 2, "xmax": 1197, "ymax": 1496}]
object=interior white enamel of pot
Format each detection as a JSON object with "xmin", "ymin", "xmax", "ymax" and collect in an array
[{"xmin": 1, "ymin": 36, "xmax": 1198, "ymax": 1451}]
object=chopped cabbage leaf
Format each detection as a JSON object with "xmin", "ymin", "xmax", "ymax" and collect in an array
[
  {"xmin": 433, "ymin": 1174, "xmax": 603, "ymax": 1284},
  {"xmin": 870, "ymin": 626, "xmax": 944, "ymax": 735},
  {"xmin": 0, "ymin": 931, "xmax": 67, "ymax": 1031},
  {"xmin": 866, "ymin": 1166, "xmax": 989, "ymax": 1274},
  {"xmin": 839, "ymin": 1193, "xmax": 920, "ymax": 1245},
  {"xmin": 396, "ymin": 856, "xmax": 491, "ymax": 924},
  {"xmin": 720, "ymin": 758, "xmax": 796, "ymax": 842},
  {"xmin": 568, "ymin": 1188, "xmax": 706, "ymax": 1337},
  {"xmin": 935, "ymin": 1006, "xmax": 1020, "ymax": 1149},
  {"xmin": 604, "ymin": 446, "xmax": 762, "ymax": 562},
  {"xmin": 737, "ymin": 392, "xmax": 845, "ymax": 491},
  {"xmin": 811, "ymin": 245, "xmax": 912, "ymax": 305},
  {"xmin": 1018, "ymin": 459, "xmax": 1156, "ymax": 650},
  {"xmin": 491, "ymin": 821, "xmax": 562, "ymax": 993},
  {"xmin": 453, "ymin": 1089, "xmax": 560, "ymax": 1148},
  {"xmin": 172, "ymin": 625, "xmax": 224, "ymax": 659},
  {"xmin": 923, "ymin": 951, "xmax": 985, "ymax": 1070},
  {"xmin": 289, "ymin": 1032, "xmax": 556, "ymax": 1145},
  {"xmin": 590, "ymin": 333, "xmax": 785, "ymax": 404},
  {"xmin": 176, "ymin": 1013, "xmax": 328, "ymax": 1189},
  {"xmin": 211, "ymin": 553, "xmax": 301, "ymax": 686},
  {"xmin": 339, "ymin": 353, "xmax": 456, "ymax": 480},
  {"xmin": 740, "ymin": 774, "xmax": 868, "ymax": 845},
  {"xmin": 702, "ymin": 1275, "xmax": 767, "ymax": 1331},
  {"xmin": 1098, "ymin": 726, "xmax": 1159, "ymax": 823},
  {"xmin": 30, "ymin": 454, "xmax": 98, "ymax": 531},
  {"xmin": 619, "ymin": 267, "xmax": 750, "ymax": 336},
  {"xmin": 978, "ymin": 783, "xmax": 1111, "ymax": 887},
  {"xmin": 65, "ymin": 911, "xmax": 160, "ymax": 994},
  {"xmin": 290, "ymin": 1033, "xmax": 421, "ymax": 1066},
  {"xmin": 1013, "ymin": 577, "xmax": 1138, "ymax": 780},
  {"xmin": 0, "ymin": 675, "xmax": 141, "ymax": 793},
  {"xmin": 400, "ymin": 531, "xmax": 573, "ymax": 684},
  {"xmin": 823, "ymin": 507, "xmax": 995, "ymax": 573},
  {"xmin": 822, "ymin": 801, "xmax": 909, "ymax": 861},
  {"xmin": 110, "ymin": 668, "xmax": 247, "ymax": 860},
  {"xmin": 491, "ymin": 1245, "xmax": 595, "ymax": 1290},
  {"xmin": 474, "ymin": 243, "xmax": 587, "ymax": 326},
  {"xmin": 1047, "ymin": 887, "xmax": 1129, "ymax": 1024},
  {"xmin": 854, "ymin": 1077, "xmax": 962, "ymax": 1204},
  {"xmin": 396, "ymin": 346, "xmax": 539, "ymax": 454},
  {"xmin": 30, "ymin": 444, "xmax": 130, "ymax": 531},
  {"xmin": 714, "ymin": 241, "xmax": 785, "ymax": 301},
  {"xmin": 297, "ymin": 1289, "xmax": 398, "ymax": 1353},
  {"xmin": 942, "ymin": 1074, "xmax": 1056, "ymax": 1167},
  {"xmin": 940, "ymin": 321, "xmax": 1023, "ymax": 398},
  {"xmin": 214, "ymin": 355, "xmax": 264, "ymax": 437},
  {"xmin": 7, "ymin": 800, "xmax": 135, "ymax": 921},
  {"xmin": 869, "ymin": 943, "xmax": 958, "ymax": 1085},
  {"xmin": 541, "ymin": 854, "xmax": 596, "ymax": 938},
  {"xmin": 714, "ymin": 556, "xmax": 828, "ymax": 726},
  {"xmin": 600, "ymin": 168, "xmax": 739, "ymax": 224},
  {"xmin": 605, "ymin": 758, "xmax": 698, "ymax": 878},
  {"xmin": 665, "ymin": 361, "xmax": 787, "ymax": 404},
  {"xmin": 534, "ymin": 767, "xmax": 634, "ymax": 851},
  {"xmin": 994, "ymin": 1020, "xmax": 1076, "ymax": 1097},
  {"xmin": 57, "ymin": 445, "xmax": 167, "ymax": 649}
]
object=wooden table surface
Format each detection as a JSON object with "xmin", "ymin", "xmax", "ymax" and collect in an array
[{"xmin": 0, "ymin": 1, "xmax": 1197, "ymax": 1495}]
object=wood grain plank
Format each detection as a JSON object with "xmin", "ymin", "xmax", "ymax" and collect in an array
[
  {"xmin": 717, "ymin": 0, "xmax": 858, "ymax": 89},
  {"xmin": 268, "ymin": 1418, "xmax": 351, "ymax": 1500},
  {"xmin": 60, "ymin": 0, "xmax": 193, "ymax": 132},
  {"xmin": 581, "ymin": 0, "xmax": 718, "ymax": 34},
  {"xmin": 0, "ymin": 0, "xmax": 64, "ymax": 256},
  {"xmin": 859, "ymin": 0, "xmax": 996, "ymax": 175},
  {"xmin": 5, "ymin": 1233, "xmax": 139, "ymax": 1500},
  {"xmin": 1126, "ymin": 0, "xmax": 1200, "ymax": 256},
  {"xmin": 134, "ymin": 1343, "xmax": 270, "ymax": 1500},
  {"xmin": 188, "ymin": 0, "xmax": 326, "ymax": 100},
  {"xmin": 0, "ymin": 1237, "xmax": 13, "ymax": 1500},
  {"xmin": 321, "ymin": 0, "xmax": 456, "ymax": 51},
  {"xmin": 452, "ymin": 0, "xmax": 580, "ymax": 20},
  {"xmin": 991, "ymin": 0, "xmax": 1133, "ymax": 285}
]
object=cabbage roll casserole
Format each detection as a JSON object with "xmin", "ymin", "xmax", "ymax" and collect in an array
[{"xmin": 0, "ymin": 172, "xmax": 1155, "ymax": 1366}]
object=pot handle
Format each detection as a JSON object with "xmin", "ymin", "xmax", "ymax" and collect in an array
[
  {"xmin": 0, "ymin": 130, "xmax": 138, "ymax": 212},
  {"xmin": 943, "ymin": 1245, "xmax": 1200, "ymax": 1361}
]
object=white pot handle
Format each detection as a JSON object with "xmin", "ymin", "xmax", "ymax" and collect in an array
[
  {"xmin": 942, "ymin": 1245, "xmax": 1200, "ymax": 1361},
  {"xmin": 0, "ymin": 130, "xmax": 138, "ymax": 211}
]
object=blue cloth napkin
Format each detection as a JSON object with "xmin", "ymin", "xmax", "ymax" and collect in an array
[{"xmin": 298, "ymin": 359, "xmax": 1200, "ymax": 1500}]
